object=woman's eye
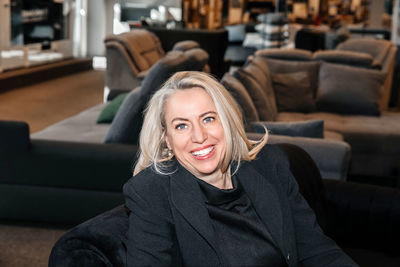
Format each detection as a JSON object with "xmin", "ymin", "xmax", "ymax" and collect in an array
[
  {"xmin": 204, "ymin": 117, "xmax": 215, "ymax": 123},
  {"xmin": 175, "ymin": 124, "xmax": 187, "ymax": 130}
]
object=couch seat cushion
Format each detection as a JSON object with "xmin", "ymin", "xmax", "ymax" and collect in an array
[
  {"xmin": 276, "ymin": 111, "xmax": 400, "ymax": 177},
  {"xmin": 31, "ymin": 103, "xmax": 109, "ymax": 143}
]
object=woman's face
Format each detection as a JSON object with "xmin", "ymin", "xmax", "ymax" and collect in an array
[{"xmin": 164, "ymin": 87, "xmax": 226, "ymax": 179}]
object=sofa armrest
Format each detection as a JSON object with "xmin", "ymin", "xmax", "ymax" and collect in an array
[
  {"xmin": 266, "ymin": 134, "xmax": 351, "ymax": 180},
  {"xmin": 0, "ymin": 137, "xmax": 138, "ymax": 223},
  {"xmin": 0, "ymin": 120, "xmax": 30, "ymax": 153},
  {"xmin": 323, "ymin": 179, "xmax": 400, "ymax": 255},
  {"xmin": 172, "ymin": 40, "xmax": 200, "ymax": 51},
  {"xmin": 49, "ymin": 205, "xmax": 128, "ymax": 267}
]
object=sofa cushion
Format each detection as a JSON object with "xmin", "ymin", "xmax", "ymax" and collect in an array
[
  {"xmin": 251, "ymin": 120, "xmax": 324, "ymax": 138},
  {"xmin": 256, "ymin": 48, "xmax": 313, "ymax": 61},
  {"xmin": 32, "ymin": 103, "xmax": 109, "ymax": 143},
  {"xmin": 220, "ymin": 73, "xmax": 259, "ymax": 123},
  {"xmin": 233, "ymin": 63, "xmax": 277, "ymax": 121},
  {"xmin": 313, "ymin": 50, "xmax": 374, "ymax": 68},
  {"xmin": 271, "ymin": 71, "xmax": 316, "ymax": 113},
  {"xmin": 263, "ymin": 58, "xmax": 320, "ymax": 97},
  {"xmin": 97, "ymin": 93, "xmax": 128, "ymax": 124},
  {"xmin": 104, "ymin": 87, "xmax": 144, "ymax": 144},
  {"xmin": 316, "ymin": 62, "xmax": 385, "ymax": 116}
]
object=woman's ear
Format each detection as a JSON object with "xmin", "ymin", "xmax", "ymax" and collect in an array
[{"xmin": 164, "ymin": 133, "xmax": 172, "ymax": 150}]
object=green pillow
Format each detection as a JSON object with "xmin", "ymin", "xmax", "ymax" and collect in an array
[{"xmin": 97, "ymin": 93, "xmax": 128, "ymax": 123}]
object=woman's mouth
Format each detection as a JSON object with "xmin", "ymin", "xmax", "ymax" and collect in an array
[{"xmin": 191, "ymin": 145, "xmax": 215, "ymax": 159}]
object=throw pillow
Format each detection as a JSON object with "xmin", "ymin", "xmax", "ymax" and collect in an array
[
  {"xmin": 220, "ymin": 73, "xmax": 259, "ymax": 124},
  {"xmin": 264, "ymin": 58, "xmax": 320, "ymax": 97},
  {"xmin": 233, "ymin": 67, "xmax": 277, "ymax": 121},
  {"xmin": 251, "ymin": 120, "xmax": 324, "ymax": 138},
  {"xmin": 316, "ymin": 62, "xmax": 385, "ymax": 116},
  {"xmin": 271, "ymin": 71, "xmax": 316, "ymax": 113},
  {"xmin": 104, "ymin": 87, "xmax": 143, "ymax": 144},
  {"xmin": 96, "ymin": 93, "xmax": 128, "ymax": 124}
]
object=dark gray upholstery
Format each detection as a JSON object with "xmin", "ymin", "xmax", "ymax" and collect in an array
[
  {"xmin": 335, "ymin": 38, "xmax": 397, "ymax": 110},
  {"xmin": 233, "ymin": 58, "xmax": 278, "ymax": 121},
  {"xmin": 263, "ymin": 58, "xmax": 320, "ymax": 97},
  {"xmin": 104, "ymin": 87, "xmax": 143, "ymax": 145},
  {"xmin": 317, "ymin": 62, "xmax": 385, "ymax": 116},
  {"xmin": 251, "ymin": 120, "xmax": 324, "ymax": 138},
  {"xmin": 230, "ymin": 48, "xmax": 400, "ymax": 182},
  {"xmin": 220, "ymin": 73, "xmax": 259, "ymax": 124},
  {"xmin": 272, "ymin": 71, "xmax": 316, "ymax": 112}
]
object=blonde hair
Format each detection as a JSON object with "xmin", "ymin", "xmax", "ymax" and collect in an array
[{"xmin": 133, "ymin": 71, "xmax": 268, "ymax": 176}]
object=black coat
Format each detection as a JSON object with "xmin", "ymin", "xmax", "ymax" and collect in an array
[{"xmin": 123, "ymin": 144, "xmax": 358, "ymax": 267}]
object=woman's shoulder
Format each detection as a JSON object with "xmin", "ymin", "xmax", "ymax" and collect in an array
[
  {"xmin": 254, "ymin": 143, "xmax": 290, "ymax": 167},
  {"xmin": 123, "ymin": 166, "xmax": 171, "ymax": 196}
]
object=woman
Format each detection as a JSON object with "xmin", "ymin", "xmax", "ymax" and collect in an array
[{"xmin": 123, "ymin": 71, "xmax": 358, "ymax": 267}]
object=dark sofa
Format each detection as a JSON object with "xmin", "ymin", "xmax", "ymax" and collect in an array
[
  {"xmin": 0, "ymin": 46, "xmax": 210, "ymax": 224},
  {"xmin": 48, "ymin": 144, "xmax": 400, "ymax": 267}
]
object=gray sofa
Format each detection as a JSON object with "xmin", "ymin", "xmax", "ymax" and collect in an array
[{"xmin": 228, "ymin": 38, "xmax": 399, "ymax": 185}]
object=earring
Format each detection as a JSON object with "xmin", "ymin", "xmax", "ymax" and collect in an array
[{"xmin": 168, "ymin": 149, "xmax": 173, "ymax": 157}]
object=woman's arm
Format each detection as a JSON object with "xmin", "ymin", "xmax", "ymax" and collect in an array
[{"xmin": 123, "ymin": 173, "xmax": 181, "ymax": 267}]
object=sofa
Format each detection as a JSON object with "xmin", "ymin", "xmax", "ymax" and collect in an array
[
  {"xmin": 48, "ymin": 144, "xmax": 400, "ymax": 267},
  {"xmin": 227, "ymin": 38, "xmax": 400, "ymax": 185}
]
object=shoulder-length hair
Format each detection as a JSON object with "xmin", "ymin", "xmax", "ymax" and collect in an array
[{"xmin": 133, "ymin": 71, "xmax": 268, "ymax": 176}]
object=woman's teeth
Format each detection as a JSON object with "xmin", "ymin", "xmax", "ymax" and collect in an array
[{"xmin": 192, "ymin": 146, "xmax": 214, "ymax": 157}]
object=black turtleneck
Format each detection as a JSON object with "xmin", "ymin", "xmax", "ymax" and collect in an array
[{"xmin": 197, "ymin": 175, "xmax": 288, "ymax": 267}]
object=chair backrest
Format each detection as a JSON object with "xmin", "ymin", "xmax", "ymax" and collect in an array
[{"xmin": 105, "ymin": 29, "xmax": 165, "ymax": 73}]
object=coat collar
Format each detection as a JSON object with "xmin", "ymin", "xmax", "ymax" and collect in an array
[{"xmin": 168, "ymin": 160, "xmax": 286, "ymax": 262}]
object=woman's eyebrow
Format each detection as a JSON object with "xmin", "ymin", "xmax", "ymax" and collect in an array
[
  {"xmin": 170, "ymin": 111, "xmax": 217, "ymax": 123},
  {"xmin": 200, "ymin": 111, "xmax": 217, "ymax": 117}
]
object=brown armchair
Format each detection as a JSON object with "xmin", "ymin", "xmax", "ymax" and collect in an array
[{"xmin": 104, "ymin": 29, "xmax": 200, "ymax": 95}]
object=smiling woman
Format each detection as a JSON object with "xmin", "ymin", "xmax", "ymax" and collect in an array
[{"xmin": 123, "ymin": 71, "xmax": 358, "ymax": 267}]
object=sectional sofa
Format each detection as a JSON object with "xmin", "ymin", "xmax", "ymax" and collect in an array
[{"xmin": 225, "ymin": 38, "xmax": 399, "ymax": 185}]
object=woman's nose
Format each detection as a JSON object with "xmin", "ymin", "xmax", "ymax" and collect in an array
[{"xmin": 191, "ymin": 124, "xmax": 207, "ymax": 143}]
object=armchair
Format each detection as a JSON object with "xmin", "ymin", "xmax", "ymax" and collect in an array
[
  {"xmin": 48, "ymin": 144, "xmax": 400, "ymax": 267},
  {"xmin": 104, "ymin": 29, "xmax": 201, "ymax": 98}
]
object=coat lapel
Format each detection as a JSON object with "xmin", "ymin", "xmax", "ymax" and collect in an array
[
  {"xmin": 237, "ymin": 161, "xmax": 286, "ymax": 257},
  {"xmin": 169, "ymin": 163, "xmax": 221, "ymax": 263}
]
